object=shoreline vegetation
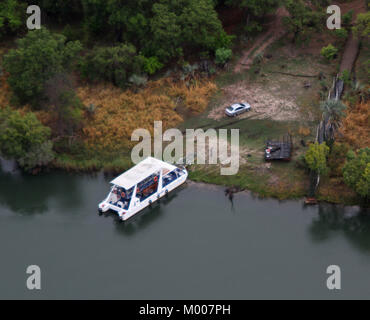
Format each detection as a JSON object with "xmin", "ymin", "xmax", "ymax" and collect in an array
[{"xmin": 0, "ymin": 1, "xmax": 369, "ymax": 206}]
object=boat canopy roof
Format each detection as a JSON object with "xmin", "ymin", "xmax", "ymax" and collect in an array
[{"xmin": 110, "ymin": 157, "xmax": 178, "ymax": 189}]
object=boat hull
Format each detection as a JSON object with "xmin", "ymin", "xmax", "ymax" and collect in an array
[{"xmin": 99, "ymin": 170, "xmax": 188, "ymax": 221}]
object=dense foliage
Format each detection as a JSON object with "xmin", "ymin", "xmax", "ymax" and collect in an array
[
  {"xmin": 79, "ymin": 44, "xmax": 145, "ymax": 88},
  {"xmin": 29, "ymin": 0, "xmax": 233, "ymax": 63},
  {"xmin": 0, "ymin": 0, "xmax": 25, "ymax": 38},
  {"xmin": 353, "ymin": 11, "xmax": 370, "ymax": 38},
  {"xmin": 3, "ymin": 28, "xmax": 82, "ymax": 107},
  {"xmin": 343, "ymin": 148, "xmax": 370, "ymax": 199},
  {"xmin": 321, "ymin": 44, "xmax": 338, "ymax": 60},
  {"xmin": 283, "ymin": 0, "xmax": 324, "ymax": 44},
  {"xmin": 0, "ymin": 107, "xmax": 54, "ymax": 170},
  {"xmin": 305, "ymin": 142, "xmax": 330, "ymax": 176},
  {"xmin": 225, "ymin": 0, "xmax": 280, "ymax": 16}
]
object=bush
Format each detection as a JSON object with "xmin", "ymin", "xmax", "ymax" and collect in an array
[
  {"xmin": 321, "ymin": 44, "xmax": 338, "ymax": 60},
  {"xmin": 143, "ymin": 56, "xmax": 164, "ymax": 75},
  {"xmin": 244, "ymin": 21, "xmax": 263, "ymax": 35},
  {"xmin": 215, "ymin": 48, "xmax": 232, "ymax": 66},
  {"xmin": 334, "ymin": 28, "xmax": 348, "ymax": 40},
  {"xmin": 328, "ymin": 142, "xmax": 349, "ymax": 177},
  {"xmin": 18, "ymin": 141, "xmax": 55, "ymax": 172},
  {"xmin": 3, "ymin": 28, "xmax": 82, "ymax": 107},
  {"xmin": 342, "ymin": 10, "xmax": 354, "ymax": 28},
  {"xmin": 343, "ymin": 148, "xmax": 370, "ymax": 198},
  {"xmin": 0, "ymin": 107, "xmax": 54, "ymax": 170},
  {"xmin": 305, "ymin": 142, "xmax": 330, "ymax": 175}
]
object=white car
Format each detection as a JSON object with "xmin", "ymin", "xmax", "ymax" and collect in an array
[{"xmin": 225, "ymin": 102, "xmax": 251, "ymax": 117}]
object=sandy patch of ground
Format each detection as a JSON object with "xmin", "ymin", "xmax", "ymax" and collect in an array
[{"xmin": 208, "ymin": 82, "xmax": 300, "ymax": 121}]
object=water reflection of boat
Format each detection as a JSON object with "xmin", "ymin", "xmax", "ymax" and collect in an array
[
  {"xmin": 98, "ymin": 157, "xmax": 188, "ymax": 221},
  {"xmin": 113, "ymin": 189, "xmax": 182, "ymax": 237}
]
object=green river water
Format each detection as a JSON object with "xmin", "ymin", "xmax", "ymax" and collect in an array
[{"xmin": 0, "ymin": 167, "xmax": 369, "ymax": 299}]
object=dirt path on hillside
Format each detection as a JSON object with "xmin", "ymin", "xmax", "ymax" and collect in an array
[
  {"xmin": 234, "ymin": 7, "xmax": 289, "ymax": 73},
  {"xmin": 338, "ymin": 0, "xmax": 367, "ymax": 74}
]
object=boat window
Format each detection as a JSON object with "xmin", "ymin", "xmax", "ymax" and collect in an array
[
  {"xmin": 162, "ymin": 170, "xmax": 178, "ymax": 188},
  {"xmin": 136, "ymin": 173, "xmax": 160, "ymax": 202},
  {"xmin": 108, "ymin": 186, "xmax": 133, "ymax": 210}
]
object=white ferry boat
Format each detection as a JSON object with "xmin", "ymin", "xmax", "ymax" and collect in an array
[{"xmin": 98, "ymin": 157, "xmax": 188, "ymax": 221}]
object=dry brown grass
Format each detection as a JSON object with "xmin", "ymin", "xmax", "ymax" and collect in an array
[
  {"xmin": 339, "ymin": 100, "xmax": 370, "ymax": 150},
  {"xmin": 298, "ymin": 126, "xmax": 311, "ymax": 137},
  {"xmin": 76, "ymin": 78, "xmax": 217, "ymax": 153},
  {"xmin": 165, "ymin": 79, "xmax": 217, "ymax": 114}
]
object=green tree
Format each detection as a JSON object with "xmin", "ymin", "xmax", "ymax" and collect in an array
[
  {"xmin": 180, "ymin": 0, "xmax": 232, "ymax": 51},
  {"xmin": 305, "ymin": 142, "xmax": 330, "ymax": 175},
  {"xmin": 225, "ymin": 0, "xmax": 280, "ymax": 17},
  {"xmin": 0, "ymin": 0, "xmax": 25, "ymax": 38},
  {"xmin": 353, "ymin": 11, "xmax": 370, "ymax": 38},
  {"xmin": 79, "ymin": 44, "xmax": 144, "ymax": 88},
  {"xmin": 3, "ymin": 28, "xmax": 82, "ymax": 107},
  {"xmin": 283, "ymin": 0, "xmax": 324, "ymax": 44},
  {"xmin": 149, "ymin": 3, "xmax": 182, "ymax": 61},
  {"xmin": 0, "ymin": 107, "xmax": 54, "ymax": 170},
  {"xmin": 343, "ymin": 148, "xmax": 370, "ymax": 199}
]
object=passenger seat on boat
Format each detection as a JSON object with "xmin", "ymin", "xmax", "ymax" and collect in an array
[{"xmin": 117, "ymin": 201, "xmax": 124, "ymax": 208}]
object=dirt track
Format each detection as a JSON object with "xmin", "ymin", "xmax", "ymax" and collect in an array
[
  {"xmin": 337, "ymin": 0, "xmax": 367, "ymax": 73},
  {"xmin": 234, "ymin": 7, "xmax": 289, "ymax": 73}
]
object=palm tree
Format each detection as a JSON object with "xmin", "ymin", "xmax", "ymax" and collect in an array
[{"xmin": 320, "ymin": 99, "xmax": 347, "ymax": 142}]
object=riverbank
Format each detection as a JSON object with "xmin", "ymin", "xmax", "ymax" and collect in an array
[
  {"xmin": 27, "ymin": 42, "xmax": 367, "ymax": 206},
  {"xmin": 1, "ymin": 3, "xmax": 367, "ymax": 207}
]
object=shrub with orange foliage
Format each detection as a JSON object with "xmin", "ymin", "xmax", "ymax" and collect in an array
[
  {"xmin": 166, "ymin": 80, "xmax": 217, "ymax": 114},
  {"xmin": 76, "ymin": 78, "xmax": 217, "ymax": 154},
  {"xmin": 339, "ymin": 101, "xmax": 370, "ymax": 150}
]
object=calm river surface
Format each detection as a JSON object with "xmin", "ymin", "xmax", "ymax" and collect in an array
[{"xmin": 0, "ymin": 168, "xmax": 369, "ymax": 299}]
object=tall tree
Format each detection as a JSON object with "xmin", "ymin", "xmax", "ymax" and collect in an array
[
  {"xmin": 3, "ymin": 28, "xmax": 82, "ymax": 107},
  {"xmin": 283, "ymin": 0, "xmax": 324, "ymax": 43},
  {"xmin": 0, "ymin": 107, "xmax": 54, "ymax": 170},
  {"xmin": 305, "ymin": 142, "xmax": 330, "ymax": 176}
]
